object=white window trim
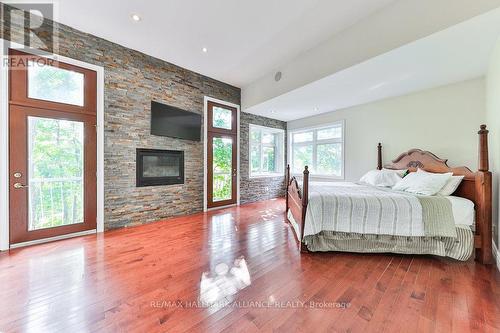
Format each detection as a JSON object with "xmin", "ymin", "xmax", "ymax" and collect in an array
[
  {"xmin": 249, "ymin": 124, "xmax": 285, "ymax": 179},
  {"xmin": 287, "ymin": 120, "xmax": 345, "ymax": 180}
]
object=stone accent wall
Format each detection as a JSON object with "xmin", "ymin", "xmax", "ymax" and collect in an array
[
  {"xmin": 240, "ymin": 112, "xmax": 287, "ymax": 204},
  {"xmin": 1, "ymin": 5, "xmax": 240, "ymax": 229}
]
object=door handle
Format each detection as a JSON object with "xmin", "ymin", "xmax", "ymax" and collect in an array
[{"xmin": 13, "ymin": 183, "xmax": 28, "ymax": 189}]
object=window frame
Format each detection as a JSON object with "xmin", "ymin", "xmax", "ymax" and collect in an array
[
  {"xmin": 249, "ymin": 124, "xmax": 285, "ymax": 179},
  {"xmin": 9, "ymin": 49, "xmax": 97, "ymax": 116},
  {"xmin": 288, "ymin": 120, "xmax": 345, "ymax": 180}
]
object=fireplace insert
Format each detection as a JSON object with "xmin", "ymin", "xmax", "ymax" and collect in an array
[{"xmin": 136, "ymin": 149, "xmax": 184, "ymax": 187}]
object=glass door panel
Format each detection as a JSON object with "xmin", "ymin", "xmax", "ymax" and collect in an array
[
  {"xmin": 212, "ymin": 137, "xmax": 233, "ymax": 202},
  {"xmin": 28, "ymin": 117, "xmax": 84, "ymax": 230}
]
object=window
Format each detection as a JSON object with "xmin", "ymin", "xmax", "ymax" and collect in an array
[
  {"xmin": 28, "ymin": 60, "xmax": 85, "ymax": 106},
  {"xmin": 249, "ymin": 125, "xmax": 285, "ymax": 178},
  {"xmin": 212, "ymin": 106, "xmax": 233, "ymax": 130},
  {"xmin": 289, "ymin": 121, "xmax": 344, "ymax": 178}
]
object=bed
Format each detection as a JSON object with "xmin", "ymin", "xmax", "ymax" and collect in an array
[{"xmin": 285, "ymin": 125, "xmax": 493, "ymax": 264}]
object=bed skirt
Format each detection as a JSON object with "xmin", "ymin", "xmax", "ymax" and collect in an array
[{"xmin": 287, "ymin": 210, "xmax": 474, "ymax": 261}]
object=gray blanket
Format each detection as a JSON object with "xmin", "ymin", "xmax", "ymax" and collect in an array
[{"xmin": 303, "ymin": 182, "xmax": 456, "ymax": 239}]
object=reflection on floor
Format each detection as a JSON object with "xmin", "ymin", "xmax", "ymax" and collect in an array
[
  {"xmin": 0, "ymin": 198, "xmax": 499, "ymax": 332},
  {"xmin": 200, "ymin": 257, "xmax": 251, "ymax": 307}
]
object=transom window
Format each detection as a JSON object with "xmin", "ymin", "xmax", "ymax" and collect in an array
[
  {"xmin": 249, "ymin": 124, "xmax": 285, "ymax": 178},
  {"xmin": 212, "ymin": 106, "xmax": 233, "ymax": 130},
  {"xmin": 289, "ymin": 121, "xmax": 344, "ymax": 178},
  {"xmin": 28, "ymin": 60, "xmax": 85, "ymax": 107}
]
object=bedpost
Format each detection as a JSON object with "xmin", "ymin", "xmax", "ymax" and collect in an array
[
  {"xmin": 377, "ymin": 143, "xmax": 383, "ymax": 170},
  {"xmin": 286, "ymin": 164, "xmax": 290, "ymax": 213},
  {"xmin": 300, "ymin": 166, "xmax": 309, "ymax": 253},
  {"xmin": 302, "ymin": 166, "xmax": 309, "ymax": 207},
  {"xmin": 478, "ymin": 125, "xmax": 489, "ymax": 172},
  {"xmin": 475, "ymin": 125, "xmax": 492, "ymax": 264}
]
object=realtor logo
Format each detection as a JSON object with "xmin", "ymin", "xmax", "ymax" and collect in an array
[{"xmin": 1, "ymin": 1, "xmax": 59, "ymax": 55}]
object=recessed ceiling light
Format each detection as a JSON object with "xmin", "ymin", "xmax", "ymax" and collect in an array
[
  {"xmin": 202, "ymin": 47, "xmax": 208, "ymax": 53},
  {"xmin": 270, "ymin": 110, "xmax": 276, "ymax": 114},
  {"xmin": 314, "ymin": 107, "xmax": 319, "ymax": 112},
  {"xmin": 131, "ymin": 14, "xmax": 141, "ymax": 22}
]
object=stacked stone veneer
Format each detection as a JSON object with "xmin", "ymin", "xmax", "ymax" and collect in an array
[{"xmin": 1, "ymin": 4, "xmax": 286, "ymax": 228}]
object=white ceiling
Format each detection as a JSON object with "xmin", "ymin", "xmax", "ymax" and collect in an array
[
  {"xmin": 52, "ymin": 0, "xmax": 396, "ymax": 87},
  {"xmin": 245, "ymin": 7, "xmax": 500, "ymax": 121}
]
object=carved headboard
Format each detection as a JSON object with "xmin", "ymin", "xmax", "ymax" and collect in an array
[
  {"xmin": 383, "ymin": 149, "xmax": 476, "ymax": 203},
  {"xmin": 376, "ymin": 125, "xmax": 493, "ymax": 264}
]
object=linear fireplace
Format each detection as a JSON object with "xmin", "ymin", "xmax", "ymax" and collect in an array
[{"xmin": 136, "ymin": 149, "xmax": 184, "ymax": 187}]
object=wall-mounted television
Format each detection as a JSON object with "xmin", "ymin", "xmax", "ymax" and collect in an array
[{"xmin": 150, "ymin": 101, "xmax": 201, "ymax": 141}]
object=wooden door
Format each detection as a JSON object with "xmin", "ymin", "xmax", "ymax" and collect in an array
[
  {"xmin": 9, "ymin": 49, "xmax": 97, "ymax": 245},
  {"xmin": 207, "ymin": 101, "xmax": 238, "ymax": 208}
]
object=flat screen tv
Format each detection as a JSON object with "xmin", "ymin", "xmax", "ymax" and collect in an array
[{"xmin": 150, "ymin": 101, "xmax": 201, "ymax": 141}]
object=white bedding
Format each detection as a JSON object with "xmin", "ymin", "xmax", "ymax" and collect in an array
[{"xmin": 447, "ymin": 196, "xmax": 475, "ymax": 226}]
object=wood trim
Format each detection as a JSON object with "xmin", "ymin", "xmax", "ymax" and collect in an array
[
  {"xmin": 206, "ymin": 101, "xmax": 237, "ymax": 135},
  {"xmin": 7, "ymin": 100, "xmax": 97, "ymax": 116},
  {"xmin": 286, "ymin": 125, "xmax": 492, "ymax": 264},
  {"xmin": 8, "ymin": 48, "xmax": 98, "ymax": 244},
  {"xmin": 206, "ymin": 100, "xmax": 238, "ymax": 209},
  {"xmin": 9, "ymin": 105, "xmax": 97, "ymax": 244},
  {"xmin": 9, "ymin": 49, "xmax": 97, "ymax": 115}
]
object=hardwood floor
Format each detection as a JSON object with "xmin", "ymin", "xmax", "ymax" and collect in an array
[{"xmin": 1, "ymin": 198, "xmax": 499, "ymax": 332}]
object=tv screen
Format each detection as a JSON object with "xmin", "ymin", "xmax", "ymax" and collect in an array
[{"xmin": 150, "ymin": 101, "xmax": 201, "ymax": 141}]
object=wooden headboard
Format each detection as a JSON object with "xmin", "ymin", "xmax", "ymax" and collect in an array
[
  {"xmin": 383, "ymin": 148, "xmax": 476, "ymax": 203},
  {"xmin": 377, "ymin": 125, "xmax": 493, "ymax": 264}
]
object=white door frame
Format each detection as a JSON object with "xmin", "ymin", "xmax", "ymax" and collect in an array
[
  {"xmin": 203, "ymin": 96, "xmax": 240, "ymax": 212},
  {"xmin": 0, "ymin": 39, "xmax": 105, "ymax": 251}
]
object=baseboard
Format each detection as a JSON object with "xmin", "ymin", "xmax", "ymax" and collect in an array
[{"xmin": 493, "ymin": 240, "xmax": 500, "ymax": 272}]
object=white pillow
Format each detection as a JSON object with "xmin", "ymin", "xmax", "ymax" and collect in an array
[
  {"xmin": 382, "ymin": 168, "xmax": 408, "ymax": 177},
  {"xmin": 392, "ymin": 171, "xmax": 453, "ymax": 196},
  {"xmin": 416, "ymin": 169, "xmax": 464, "ymax": 196},
  {"xmin": 360, "ymin": 170, "xmax": 402, "ymax": 187}
]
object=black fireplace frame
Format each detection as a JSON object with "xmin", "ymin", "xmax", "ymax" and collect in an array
[{"xmin": 136, "ymin": 148, "xmax": 184, "ymax": 187}]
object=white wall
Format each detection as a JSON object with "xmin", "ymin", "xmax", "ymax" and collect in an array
[
  {"xmin": 486, "ymin": 37, "xmax": 500, "ymax": 251},
  {"xmin": 243, "ymin": 0, "xmax": 500, "ymax": 110},
  {"xmin": 287, "ymin": 78, "xmax": 486, "ymax": 182}
]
